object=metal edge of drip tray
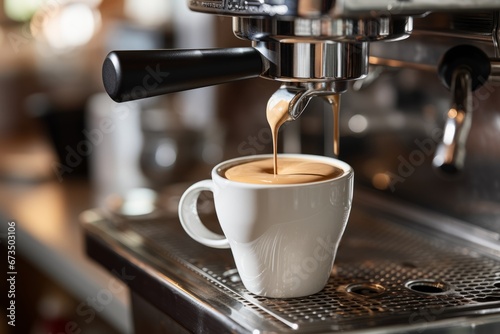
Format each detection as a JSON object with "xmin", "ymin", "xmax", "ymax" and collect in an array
[{"xmin": 82, "ymin": 187, "xmax": 500, "ymax": 334}]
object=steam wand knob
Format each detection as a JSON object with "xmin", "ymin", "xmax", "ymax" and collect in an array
[{"xmin": 433, "ymin": 45, "xmax": 491, "ymax": 174}]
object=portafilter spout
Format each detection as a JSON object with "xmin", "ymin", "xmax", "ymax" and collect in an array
[
  {"xmin": 269, "ymin": 82, "xmax": 347, "ymax": 122},
  {"xmin": 267, "ymin": 82, "xmax": 346, "ymax": 157}
]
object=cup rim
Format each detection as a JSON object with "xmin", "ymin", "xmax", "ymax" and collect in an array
[{"xmin": 212, "ymin": 153, "xmax": 353, "ymax": 188}]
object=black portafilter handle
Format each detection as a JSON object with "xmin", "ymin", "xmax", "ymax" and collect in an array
[{"xmin": 102, "ymin": 47, "xmax": 265, "ymax": 102}]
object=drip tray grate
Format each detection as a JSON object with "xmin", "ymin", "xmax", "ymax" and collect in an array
[{"xmin": 106, "ymin": 201, "xmax": 500, "ymax": 332}]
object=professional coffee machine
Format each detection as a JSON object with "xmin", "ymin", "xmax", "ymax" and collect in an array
[{"xmin": 83, "ymin": 1, "xmax": 500, "ymax": 333}]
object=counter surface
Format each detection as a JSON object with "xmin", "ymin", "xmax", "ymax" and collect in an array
[{"xmin": 0, "ymin": 178, "xmax": 131, "ymax": 334}]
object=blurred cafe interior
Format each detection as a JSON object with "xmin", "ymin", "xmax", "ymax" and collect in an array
[{"xmin": 1, "ymin": 0, "xmax": 500, "ymax": 333}]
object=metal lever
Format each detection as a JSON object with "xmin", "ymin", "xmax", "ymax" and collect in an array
[
  {"xmin": 102, "ymin": 48, "xmax": 265, "ymax": 102},
  {"xmin": 433, "ymin": 45, "xmax": 491, "ymax": 174}
]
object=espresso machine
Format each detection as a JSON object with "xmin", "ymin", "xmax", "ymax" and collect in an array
[{"xmin": 83, "ymin": 1, "xmax": 500, "ymax": 333}]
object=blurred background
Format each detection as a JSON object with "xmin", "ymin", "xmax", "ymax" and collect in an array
[{"xmin": 0, "ymin": 1, "xmax": 277, "ymax": 333}]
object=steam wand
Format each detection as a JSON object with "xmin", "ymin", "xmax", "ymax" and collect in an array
[{"xmin": 433, "ymin": 45, "xmax": 491, "ymax": 174}]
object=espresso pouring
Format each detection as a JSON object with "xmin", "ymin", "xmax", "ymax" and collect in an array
[{"xmin": 223, "ymin": 93, "xmax": 343, "ymax": 185}]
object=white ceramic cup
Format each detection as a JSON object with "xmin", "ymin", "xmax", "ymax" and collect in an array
[{"xmin": 178, "ymin": 154, "xmax": 354, "ymax": 298}]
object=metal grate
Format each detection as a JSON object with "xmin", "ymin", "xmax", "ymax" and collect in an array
[{"xmin": 120, "ymin": 206, "xmax": 500, "ymax": 332}]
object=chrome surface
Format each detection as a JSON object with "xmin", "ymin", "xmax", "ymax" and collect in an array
[
  {"xmin": 490, "ymin": 59, "xmax": 500, "ymax": 80},
  {"xmin": 254, "ymin": 41, "xmax": 369, "ymax": 82},
  {"xmin": 229, "ymin": 12, "xmax": 410, "ymax": 85},
  {"xmin": 268, "ymin": 82, "xmax": 345, "ymax": 122},
  {"xmin": 432, "ymin": 68, "xmax": 473, "ymax": 173},
  {"xmin": 83, "ymin": 189, "xmax": 500, "ymax": 333},
  {"xmin": 233, "ymin": 16, "xmax": 412, "ymax": 42},
  {"xmin": 188, "ymin": 0, "xmax": 500, "ymax": 17},
  {"xmin": 333, "ymin": 12, "xmax": 500, "ymax": 234},
  {"xmin": 192, "ymin": 1, "xmax": 412, "ymax": 117},
  {"xmin": 369, "ymin": 12, "xmax": 500, "ymax": 66}
]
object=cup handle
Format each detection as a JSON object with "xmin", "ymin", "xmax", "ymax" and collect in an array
[{"xmin": 178, "ymin": 180, "xmax": 230, "ymax": 249}]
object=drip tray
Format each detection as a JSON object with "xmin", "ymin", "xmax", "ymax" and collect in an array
[{"xmin": 83, "ymin": 191, "xmax": 500, "ymax": 333}]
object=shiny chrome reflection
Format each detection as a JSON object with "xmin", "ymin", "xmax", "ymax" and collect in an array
[{"xmin": 433, "ymin": 68, "xmax": 473, "ymax": 174}]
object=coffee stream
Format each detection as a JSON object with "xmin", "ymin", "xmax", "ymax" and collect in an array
[
  {"xmin": 325, "ymin": 95, "xmax": 340, "ymax": 157},
  {"xmin": 267, "ymin": 93, "xmax": 341, "ymax": 172},
  {"xmin": 266, "ymin": 99, "xmax": 291, "ymax": 175},
  {"xmin": 223, "ymin": 93, "xmax": 342, "ymax": 185}
]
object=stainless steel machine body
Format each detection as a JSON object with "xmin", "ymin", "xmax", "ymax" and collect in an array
[
  {"xmin": 340, "ymin": 11, "xmax": 500, "ymax": 230},
  {"xmin": 83, "ymin": 188, "xmax": 500, "ymax": 333},
  {"xmin": 89, "ymin": 2, "xmax": 500, "ymax": 333}
]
